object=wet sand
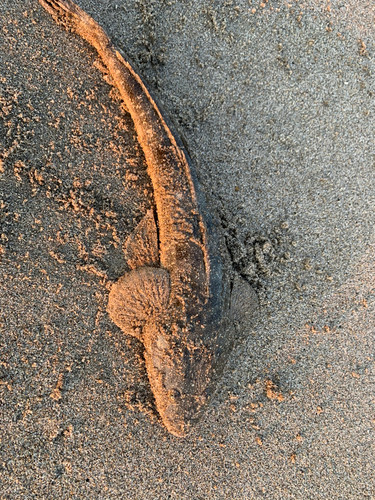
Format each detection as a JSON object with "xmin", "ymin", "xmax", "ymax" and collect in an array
[{"xmin": 1, "ymin": 0, "xmax": 375, "ymax": 498}]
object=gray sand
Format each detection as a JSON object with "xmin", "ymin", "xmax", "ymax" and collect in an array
[{"xmin": 1, "ymin": 0, "xmax": 374, "ymax": 498}]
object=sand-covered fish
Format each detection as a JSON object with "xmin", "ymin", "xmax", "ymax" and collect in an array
[{"xmin": 38, "ymin": 0, "xmax": 257, "ymax": 436}]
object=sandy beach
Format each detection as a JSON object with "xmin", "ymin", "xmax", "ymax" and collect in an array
[{"xmin": 1, "ymin": 0, "xmax": 375, "ymax": 498}]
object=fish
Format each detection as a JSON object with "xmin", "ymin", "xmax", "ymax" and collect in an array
[{"xmin": 38, "ymin": 0, "xmax": 257, "ymax": 437}]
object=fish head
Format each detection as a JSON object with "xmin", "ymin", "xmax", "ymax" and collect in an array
[{"xmin": 143, "ymin": 321, "xmax": 213, "ymax": 437}]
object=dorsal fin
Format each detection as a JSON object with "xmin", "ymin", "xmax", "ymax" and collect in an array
[{"xmin": 124, "ymin": 209, "xmax": 159, "ymax": 269}]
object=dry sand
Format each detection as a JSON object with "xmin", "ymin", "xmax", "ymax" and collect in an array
[{"xmin": 1, "ymin": 0, "xmax": 375, "ymax": 498}]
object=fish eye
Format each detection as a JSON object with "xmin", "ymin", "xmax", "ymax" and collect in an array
[{"xmin": 169, "ymin": 388, "xmax": 181, "ymax": 399}]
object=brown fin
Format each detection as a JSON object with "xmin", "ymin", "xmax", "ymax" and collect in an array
[
  {"xmin": 107, "ymin": 266, "xmax": 170, "ymax": 339},
  {"xmin": 124, "ymin": 210, "xmax": 159, "ymax": 270},
  {"xmin": 230, "ymin": 275, "xmax": 258, "ymax": 322}
]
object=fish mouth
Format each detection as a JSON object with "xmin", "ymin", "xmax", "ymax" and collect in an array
[
  {"xmin": 160, "ymin": 386, "xmax": 210, "ymax": 437},
  {"xmin": 163, "ymin": 394, "xmax": 212, "ymax": 437},
  {"xmin": 151, "ymin": 384, "xmax": 210, "ymax": 438}
]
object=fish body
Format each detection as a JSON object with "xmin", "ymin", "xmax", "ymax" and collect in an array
[{"xmin": 39, "ymin": 0, "xmax": 256, "ymax": 436}]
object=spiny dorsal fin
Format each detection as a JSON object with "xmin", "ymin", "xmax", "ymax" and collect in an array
[{"xmin": 124, "ymin": 209, "xmax": 159, "ymax": 270}]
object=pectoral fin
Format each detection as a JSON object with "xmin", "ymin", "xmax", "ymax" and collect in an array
[
  {"xmin": 230, "ymin": 275, "xmax": 258, "ymax": 322},
  {"xmin": 107, "ymin": 266, "xmax": 170, "ymax": 340},
  {"xmin": 124, "ymin": 209, "xmax": 159, "ymax": 269}
]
